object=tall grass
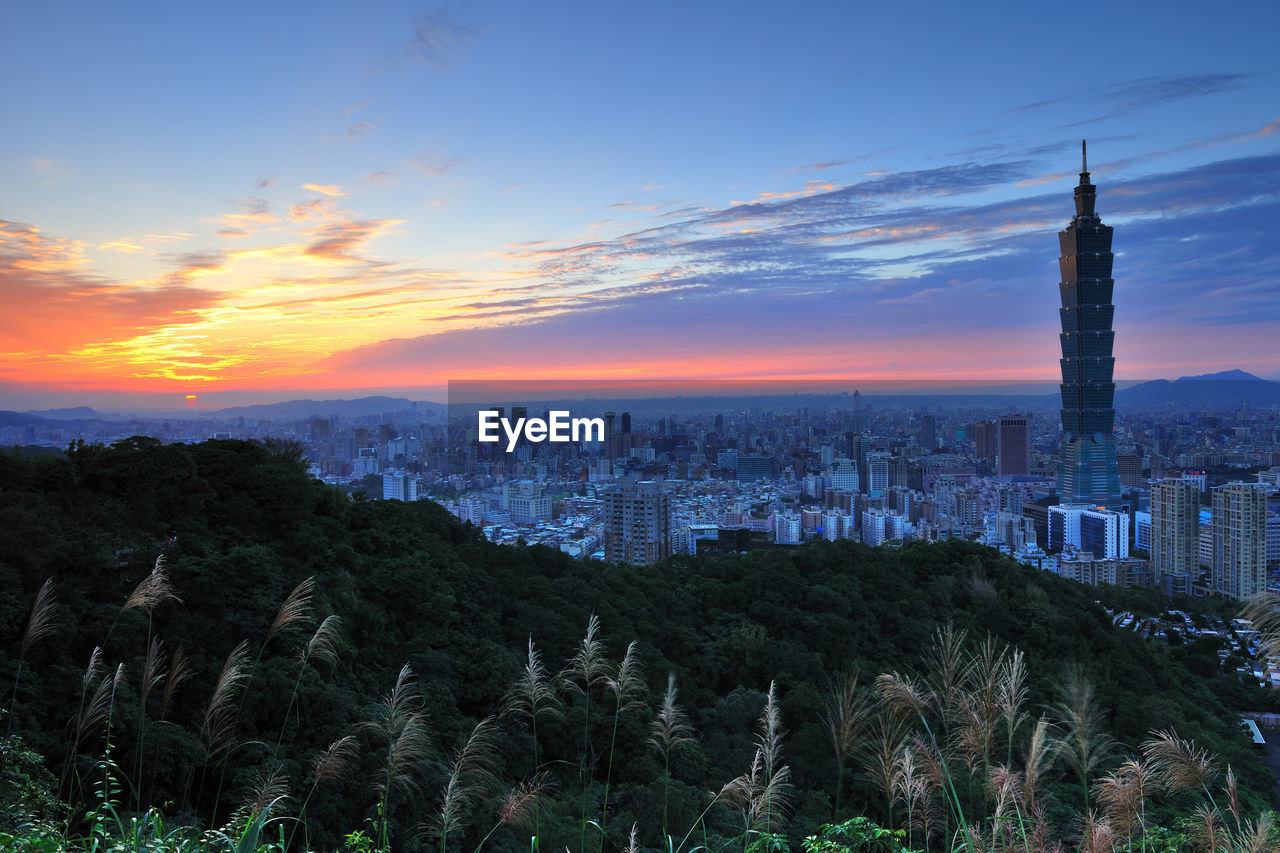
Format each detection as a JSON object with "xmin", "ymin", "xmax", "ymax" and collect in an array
[
  {"xmin": 7, "ymin": 578, "xmax": 59, "ymax": 737},
  {"xmin": 601, "ymin": 640, "xmax": 646, "ymax": 847},
  {"xmin": 12, "ymin": 571, "xmax": 1280, "ymax": 853},
  {"xmin": 501, "ymin": 636, "xmax": 563, "ymax": 847},
  {"xmin": 649, "ymin": 672, "xmax": 694, "ymax": 842},
  {"xmin": 364, "ymin": 663, "xmax": 432, "ymax": 851},
  {"xmin": 561, "ymin": 613, "xmax": 609, "ymax": 853},
  {"xmin": 421, "ymin": 716, "xmax": 499, "ymax": 853},
  {"xmin": 819, "ymin": 666, "xmax": 868, "ymax": 818}
]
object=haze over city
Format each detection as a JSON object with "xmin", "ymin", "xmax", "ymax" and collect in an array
[{"xmin": 2, "ymin": 1, "xmax": 1279, "ymax": 410}]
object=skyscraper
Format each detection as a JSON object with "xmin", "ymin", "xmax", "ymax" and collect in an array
[
  {"xmin": 1056, "ymin": 141, "xmax": 1121, "ymax": 507},
  {"xmin": 996, "ymin": 415, "xmax": 1029, "ymax": 477},
  {"xmin": 919, "ymin": 414, "xmax": 936, "ymax": 453},
  {"xmin": 974, "ymin": 420, "xmax": 998, "ymax": 463}
]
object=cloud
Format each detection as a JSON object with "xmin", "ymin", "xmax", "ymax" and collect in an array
[
  {"xmin": 793, "ymin": 159, "xmax": 850, "ymax": 172},
  {"xmin": 303, "ymin": 218, "xmax": 404, "ymax": 260},
  {"xmin": 209, "ymin": 195, "xmax": 280, "ymax": 233},
  {"xmin": 1110, "ymin": 73, "xmax": 1255, "ymax": 111},
  {"xmin": 1013, "ymin": 73, "xmax": 1256, "ymax": 123},
  {"xmin": 165, "ymin": 250, "xmax": 226, "ymax": 272},
  {"xmin": 0, "ymin": 219, "xmax": 219, "ymax": 358},
  {"xmin": 346, "ymin": 121, "xmax": 377, "ymax": 140},
  {"xmin": 98, "ymin": 239, "xmax": 145, "ymax": 254},
  {"xmin": 407, "ymin": 154, "xmax": 470, "ymax": 176},
  {"xmin": 406, "ymin": 5, "xmax": 478, "ymax": 68},
  {"xmin": 344, "ymin": 98, "xmax": 375, "ymax": 119},
  {"xmin": 30, "ymin": 158, "xmax": 56, "ymax": 174},
  {"xmin": 302, "ymin": 183, "xmax": 346, "ymax": 197}
]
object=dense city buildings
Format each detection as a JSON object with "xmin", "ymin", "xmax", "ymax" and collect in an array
[{"xmin": 4, "ymin": 147, "xmax": 1278, "ymax": 589}]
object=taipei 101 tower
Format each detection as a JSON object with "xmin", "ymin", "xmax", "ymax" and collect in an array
[{"xmin": 1056, "ymin": 141, "xmax": 1121, "ymax": 507}]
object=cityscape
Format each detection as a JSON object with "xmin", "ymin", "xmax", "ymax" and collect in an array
[
  {"xmin": 9, "ymin": 156, "xmax": 1277, "ymax": 614},
  {"xmin": 5, "ymin": 4, "xmax": 1280, "ymax": 851}
]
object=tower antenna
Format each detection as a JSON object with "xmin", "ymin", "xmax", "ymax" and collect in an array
[{"xmin": 1082, "ymin": 139, "xmax": 1087, "ymax": 174}]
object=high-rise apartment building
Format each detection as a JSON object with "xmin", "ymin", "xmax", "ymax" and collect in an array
[
  {"xmin": 1056, "ymin": 142, "xmax": 1122, "ymax": 507},
  {"xmin": 1211, "ymin": 482, "xmax": 1268, "ymax": 600},
  {"xmin": 997, "ymin": 416, "xmax": 1029, "ymax": 477},
  {"xmin": 866, "ymin": 452, "xmax": 890, "ymax": 496},
  {"xmin": 603, "ymin": 480, "xmax": 671, "ymax": 565},
  {"xmin": 1150, "ymin": 478, "xmax": 1199, "ymax": 583}
]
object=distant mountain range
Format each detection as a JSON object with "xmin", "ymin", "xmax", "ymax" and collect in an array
[
  {"xmin": 203, "ymin": 396, "xmax": 446, "ymax": 420},
  {"xmin": 1117, "ymin": 370, "xmax": 1280, "ymax": 407},
  {"xmin": 6, "ymin": 372, "xmax": 1278, "ymax": 429}
]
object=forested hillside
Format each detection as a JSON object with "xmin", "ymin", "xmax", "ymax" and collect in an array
[{"xmin": 1, "ymin": 438, "xmax": 1276, "ymax": 852}]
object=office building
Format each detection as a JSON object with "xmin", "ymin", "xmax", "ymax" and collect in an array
[
  {"xmin": 1048, "ymin": 504, "xmax": 1130, "ymax": 560},
  {"xmin": 975, "ymin": 421, "xmax": 998, "ymax": 463},
  {"xmin": 997, "ymin": 416, "xmax": 1029, "ymax": 477},
  {"xmin": 920, "ymin": 415, "xmax": 936, "ymax": 453},
  {"xmin": 1056, "ymin": 142, "xmax": 1122, "ymax": 507}
]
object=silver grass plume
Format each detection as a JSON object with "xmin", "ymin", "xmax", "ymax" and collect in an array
[
  {"xmin": 122, "ymin": 556, "xmax": 181, "ymax": 615},
  {"xmin": 649, "ymin": 673, "xmax": 694, "ymax": 761},
  {"xmin": 159, "ymin": 647, "xmax": 191, "ymax": 720},
  {"xmin": 301, "ymin": 614, "xmax": 342, "ymax": 670},
  {"xmin": 502, "ymin": 637, "xmax": 563, "ymax": 722},
  {"xmin": 1141, "ymin": 729, "xmax": 1218, "ymax": 792},
  {"xmin": 242, "ymin": 770, "xmax": 290, "ymax": 817},
  {"xmin": 366, "ymin": 663, "xmax": 432, "ymax": 802},
  {"xmin": 266, "ymin": 576, "xmax": 316, "ymax": 647},
  {"xmin": 139, "ymin": 636, "xmax": 167, "ymax": 712},
  {"xmin": 311, "ymin": 735, "xmax": 360, "ymax": 785},
  {"xmin": 197, "ymin": 640, "xmax": 251, "ymax": 760},
  {"xmin": 606, "ymin": 641, "xmax": 647, "ymax": 713},
  {"xmin": 497, "ymin": 773, "xmax": 553, "ymax": 832},
  {"xmin": 20, "ymin": 578, "xmax": 60, "ymax": 659},
  {"xmin": 562, "ymin": 612, "xmax": 609, "ymax": 694},
  {"xmin": 421, "ymin": 716, "xmax": 500, "ymax": 844},
  {"xmin": 1049, "ymin": 667, "xmax": 1114, "ymax": 796}
]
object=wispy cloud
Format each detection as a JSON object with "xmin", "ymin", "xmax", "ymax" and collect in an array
[
  {"xmin": 406, "ymin": 4, "xmax": 478, "ymax": 68},
  {"xmin": 407, "ymin": 154, "xmax": 470, "ymax": 176},
  {"xmin": 1012, "ymin": 73, "xmax": 1259, "ymax": 127},
  {"xmin": 303, "ymin": 183, "xmax": 346, "ymax": 198},
  {"xmin": 303, "ymin": 218, "xmax": 404, "ymax": 261}
]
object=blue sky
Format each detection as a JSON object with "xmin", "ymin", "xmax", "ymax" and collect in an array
[{"xmin": 2, "ymin": 0, "xmax": 1278, "ymax": 407}]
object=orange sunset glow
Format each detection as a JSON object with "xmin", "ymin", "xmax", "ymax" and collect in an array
[{"xmin": 3, "ymin": 5, "xmax": 1277, "ymax": 411}]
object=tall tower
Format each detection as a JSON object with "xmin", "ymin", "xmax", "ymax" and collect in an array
[{"xmin": 1057, "ymin": 141, "xmax": 1121, "ymax": 507}]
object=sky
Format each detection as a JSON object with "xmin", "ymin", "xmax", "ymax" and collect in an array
[{"xmin": 2, "ymin": 1, "xmax": 1279, "ymax": 410}]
